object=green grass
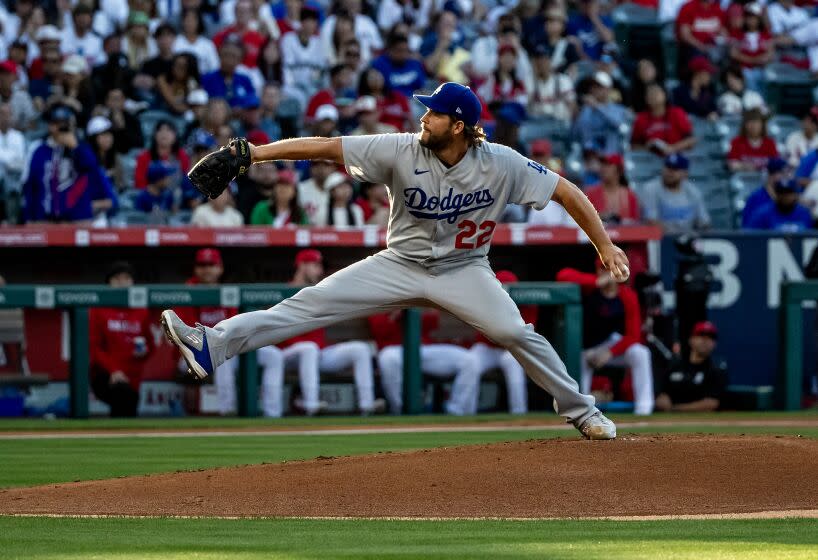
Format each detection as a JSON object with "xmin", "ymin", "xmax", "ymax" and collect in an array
[
  {"xmin": 2, "ymin": 517, "xmax": 817, "ymax": 559},
  {"xmin": 0, "ymin": 410, "xmax": 815, "ymax": 432}
]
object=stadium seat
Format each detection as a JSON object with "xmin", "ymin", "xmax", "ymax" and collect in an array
[
  {"xmin": 715, "ymin": 115, "xmax": 742, "ymax": 141},
  {"xmin": 168, "ymin": 210, "xmax": 193, "ymax": 226},
  {"xmin": 520, "ymin": 117, "xmax": 571, "ymax": 157},
  {"xmin": 764, "ymin": 63, "xmax": 818, "ymax": 116},
  {"xmin": 611, "ymin": 4, "xmax": 663, "ymax": 75},
  {"xmin": 768, "ymin": 114, "xmax": 801, "ymax": 144},
  {"xmin": 138, "ymin": 110, "xmax": 186, "ymax": 143},
  {"xmin": 660, "ymin": 23, "xmax": 678, "ymax": 80}
]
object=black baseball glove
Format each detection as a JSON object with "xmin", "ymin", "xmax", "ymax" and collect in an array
[{"xmin": 187, "ymin": 137, "xmax": 252, "ymax": 199}]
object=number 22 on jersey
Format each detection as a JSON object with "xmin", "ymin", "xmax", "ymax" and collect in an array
[{"xmin": 455, "ymin": 220, "xmax": 496, "ymax": 249}]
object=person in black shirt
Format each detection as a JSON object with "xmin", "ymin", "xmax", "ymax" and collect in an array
[
  {"xmin": 655, "ymin": 321, "xmax": 727, "ymax": 412},
  {"xmin": 671, "ymin": 56, "xmax": 718, "ymax": 120}
]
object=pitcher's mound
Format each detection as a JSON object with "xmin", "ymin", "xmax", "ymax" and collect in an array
[{"xmin": 3, "ymin": 435, "xmax": 818, "ymax": 518}]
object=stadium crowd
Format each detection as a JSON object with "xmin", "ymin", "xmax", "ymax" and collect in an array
[{"xmin": 0, "ymin": 0, "xmax": 817, "ymax": 231}]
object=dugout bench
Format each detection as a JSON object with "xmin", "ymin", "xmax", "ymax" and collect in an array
[{"xmin": 0, "ymin": 283, "xmax": 581, "ymax": 418}]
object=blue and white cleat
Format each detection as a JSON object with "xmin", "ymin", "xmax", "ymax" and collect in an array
[
  {"xmin": 160, "ymin": 310, "xmax": 214, "ymax": 380},
  {"xmin": 576, "ymin": 411, "xmax": 617, "ymax": 440}
]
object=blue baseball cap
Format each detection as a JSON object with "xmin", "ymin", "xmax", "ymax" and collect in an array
[
  {"xmin": 767, "ymin": 156, "xmax": 789, "ymax": 174},
  {"xmin": 147, "ymin": 161, "xmax": 175, "ymax": 184},
  {"xmin": 495, "ymin": 102, "xmax": 527, "ymax": 126},
  {"xmin": 664, "ymin": 153, "xmax": 689, "ymax": 170},
  {"xmin": 413, "ymin": 82, "xmax": 482, "ymax": 127},
  {"xmin": 774, "ymin": 178, "xmax": 801, "ymax": 194},
  {"xmin": 188, "ymin": 129, "xmax": 216, "ymax": 150}
]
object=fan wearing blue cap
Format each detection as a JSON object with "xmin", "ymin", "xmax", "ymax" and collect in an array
[
  {"xmin": 741, "ymin": 157, "xmax": 790, "ymax": 227},
  {"xmin": 641, "ymin": 153, "xmax": 711, "ymax": 233},
  {"xmin": 744, "ymin": 178, "xmax": 814, "ymax": 231},
  {"xmin": 166, "ymin": 79, "xmax": 631, "ymax": 440}
]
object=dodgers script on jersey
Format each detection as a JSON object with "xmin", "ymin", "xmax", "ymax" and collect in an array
[{"xmin": 342, "ymin": 133, "xmax": 559, "ymax": 266}]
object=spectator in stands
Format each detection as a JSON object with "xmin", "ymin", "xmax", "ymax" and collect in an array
[
  {"xmin": 471, "ymin": 14, "xmax": 533, "ymax": 91},
  {"xmin": 377, "ymin": 0, "xmax": 431, "ymax": 40},
  {"xmin": 250, "ymin": 168, "xmax": 309, "ymax": 226},
  {"xmin": 567, "ymin": 0, "xmax": 615, "ymax": 62},
  {"xmin": 728, "ymin": 3, "xmax": 773, "ymax": 93},
  {"xmin": 134, "ymin": 120, "xmax": 190, "ymax": 189},
  {"xmin": 143, "ymin": 23, "xmax": 179, "ymax": 82},
  {"xmin": 370, "ymin": 308, "xmax": 480, "ymax": 415},
  {"xmin": 655, "ymin": 321, "xmax": 727, "ymax": 412},
  {"xmin": 89, "ymin": 261, "xmax": 152, "ymax": 417},
  {"xmin": 324, "ymin": 12, "xmax": 356, "ymax": 66},
  {"xmin": 717, "ymin": 64, "xmax": 767, "ymax": 116},
  {"xmin": 672, "ymin": 56, "xmax": 718, "ymax": 120},
  {"xmin": 631, "ymin": 83, "xmax": 696, "ymax": 157},
  {"xmin": 0, "ymin": 101, "xmax": 26, "ymax": 203},
  {"xmin": 28, "ymin": 46, "xmax": 61, "ymax": 111},
  {"xmin": 21, "ymin": 105, "xmax": 111, "ymax": 224},
  {"xmin": 0, "ymin": 60, "xmax": 36, "ymax": 130},
  {"xmin": 358, "ymin": 66, "xmax": 411, "ymax": 131},
  {"xmin": 298, "ymin": 160, "xmax": 338, "ymax": 225},
  {"xmin": 201, "ymin": 37, "xmax": 256, "ymax": 109},
  {"xmin": 626, "ymin": 59, "xmax": 656, "ymax": 113},
  {"xmin": 350, "ymin": 95, "xmax": 398, "ymax": 135},
  {"xmin": 233, "ymin": 95, "xmax": 265, "ymax": 138},
  {"xmin": 675, "ymin": 0, "xmax": 726, "ymax": 67},
  {"xmin": 305, "ymin": 63, "xmax": 356, "ymax": 123},
  {"xmin": 191, "ymin": 189, "xmax": 244, "ymax": 227},
  {"xmin": 745, "ymin": 178, "xmax": 814, "ymax": 231},
  {"xmin": 574, "ymin": 71, "xmax": 628, "ymax": 155},
  {"xmin": 91, "ymin": 37, "xmax": 136, "ymax": 103},
  {"xmin": 557, "ymin": 261, "xmax": 653, "ymax": 415},
  {"xmin": 214, "ymin": 0, "xmax": 266, "ymax": 69},
  {"xmin": 338, "ymin": 37, "xmax": 365, "ymax": 78},
  {"xmin": 323, "ymin": 173, "xmax": 364, "ymax": 226},
  {"xmin": 134, "ymin": 161, "xmax": 176, "ymax": 219},
  {"xmin": 529, "ymin": 43, "xmax": 575, "ymax": 124},
  {"xmin": 371, "ymin": 33, "xmax": 427, "ymax": 99},
  {"xmin": 421, "ymin": 9, "xmax": 467, "ymax": 82},
  {"xmin": 768, "ymin": 0, "xmax": 810, "ymax": 39},
  {"xmin": 122, "ymin": 11, "xmax": 157, "ymax": 71},
  {"xmin": 280, "ymin": 6, "xmax": 327, "ymax": 104},
  {"xmin": 312, "ymin": 103, "xmax": 341, "ymax": 137},
  {"xmin": 727, "ymin": 108, "xmax": 779, "ymax": 172},
  {"xmin": 538, "ymin": 7, "xmax": 580, "ymax": 75},
  {"xmin": 62, "ymin": 3, "xmax": 104, "ymax": 67},
  {"xmin": 742, "ymin": 157, "xmax": 790, "ymax": 227},
  {"xmin": 103, "ymin": 88, "xmax": 144, "ymax": 154},
  {"xmin": 256, "ymin": 36, "xmax": 284, "ymax": 86},
  {"xmin": 87, "ymin": 115, "xmax": 120, "ymax": 188},
  {"xmin": 476, "ymin": 44, "xmax": 529, "ymax": 107},
  {"xmin": 584, "ymin": 154, "xmax": 642, "ymax": 225},
  {"xmin": 257, "ymin": 84, "xmax": 283, "ymax": 142},
  {"xmin": 235, "ymin": 160, "xmax": 276, "ymax": 220},
  {"xmin": 156, "ymin": 53, "xmax": 199, "ymax": 116},
  {"xmin": 492, "ymin": 101, "xmax": 527, "ymax": 157},
  {"xmin": 469, "ymin": 270, "xmax": 534, "ymax": 415},
  {"xmin": 173, "ymin": 8, "xmax": 220, "ymax": 75},
  {"xmin": 786, "ymin": 108, "xmax": 818, "ymax": 167},
  {"xmin": 175, "ymin": 248, "xmax": 240, "ymax": 414},
  {"xmin": 642, "ymin": 154, "xmax": 711, "ymax": 233},
  {"xmin": 321, "ymin": 0, "xmax": 383, "ymax": 65},
  {"xmin": 181, "ymin": 89, "xmax": 209, "ymax": 140},
  {"xmin": 52, "ymin": 55, "xmax": 95, "ymax": 126},
  {"xmin": 356, "ymin": 181, "xmax": 390, "ymax": 226}
]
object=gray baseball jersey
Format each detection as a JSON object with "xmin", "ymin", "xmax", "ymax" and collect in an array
[{"xmin": 342, "ymin": 133, "xmax": 559, "ymax": 267}]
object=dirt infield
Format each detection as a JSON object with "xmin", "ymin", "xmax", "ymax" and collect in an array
[{"xmin": 3, "ymin": 435, "xmax": 818, "ymax": 519}]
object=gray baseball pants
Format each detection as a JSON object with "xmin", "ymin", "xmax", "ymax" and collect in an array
[{"xmin": 203, "ymin": 250, "xmax": 598, "ymax": 424}]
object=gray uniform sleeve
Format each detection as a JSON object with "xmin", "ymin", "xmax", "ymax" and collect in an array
[
  {"xmin": 342, "ymin": 134, "xmax": 402, "ymax": 185},
  {"xmin": 641, "ymin": 182, "xmax": 659, "ymax": 222},
  {"xmin": 690, "ymin": 186, "xmax": 711, "ymax": 227},
  {"xmin": 506, "ymin": 150, "xmax": 560, "ymax": 210}
]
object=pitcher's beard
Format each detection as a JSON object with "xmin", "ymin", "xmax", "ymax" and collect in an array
[{"xmin": 419, "ymin": 128, "xmax": 454, "ymax": 151}]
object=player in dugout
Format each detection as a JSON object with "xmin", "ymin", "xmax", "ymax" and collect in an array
[
  {"xmin": 557, "ymin": 259, "xmax": 654, "ymax": 416},
  {"xmin": 654, "ymin": 321, "xmax": 728, "ymax": 412},
  {"xmin": 89, "ymin": 262, "xmax": 153, "ymax": 417}
]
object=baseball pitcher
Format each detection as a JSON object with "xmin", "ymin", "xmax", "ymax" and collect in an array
[{"xmin": 162, "ymin": 82, "xmax": 630, "ymax": 439}]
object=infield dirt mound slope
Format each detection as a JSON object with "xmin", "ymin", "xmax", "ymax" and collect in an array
[{"xmin": 3, "ymin": 435, "xmax": 818, "ymax": 518}]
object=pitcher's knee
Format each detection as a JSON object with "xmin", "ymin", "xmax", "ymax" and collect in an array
[{"xmin": 485, "ymin": 323, "xmax": 530, "ymax": 349}]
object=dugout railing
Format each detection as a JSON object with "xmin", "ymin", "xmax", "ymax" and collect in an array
[
  {"xmin": 779, "ymin": 280, "xmax": 818, "ymax": 410},
  {"xmin": 0, "ymin": 283, "xmax": 581, "ymax": 418}
]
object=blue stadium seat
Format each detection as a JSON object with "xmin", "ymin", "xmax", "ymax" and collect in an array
[
  {"xmin": 520, "ymin": 117, "xmax": 571, "ymax": 157},
  {"xmin": 764, "ymin": 63, "xmax": 818, "ymax": 116}
]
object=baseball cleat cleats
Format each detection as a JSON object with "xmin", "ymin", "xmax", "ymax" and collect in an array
[
  {"xmin": 576, "ymin": 411, "xmax": 617, "ymax": 440},
  {"xmin": 161, "ymin": 310, "xmax": 214, "ymax": 380}
]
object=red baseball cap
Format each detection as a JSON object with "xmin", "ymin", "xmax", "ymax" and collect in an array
[
  {"xmin": 691, "ymin": 321, "xmax": 718, "ymax": 339},
  {"xmin": 295, "ymin": 249, "xmax": 322, "ymax": 266},
  {"xmin": 276, "ymin": 168, "xmax": 297, "ymax": 185},
  {"xmin": 195, "ymin": 247, "xmax": 222, "ymax": 266},
  {"xmin": 0, "ymin": 60, "xmax": 16, "ymax": 74},
  {"xmin": 688, "ymin": 55, "xmax": 715, "ymax": 75},
  {"xmin": 530, "ymin": 139, "xmax": 552, "ymax": 157},
  {"xmin": 246, "ymin": 129, "xmax": 270, "ymax": 146},
  {"xmin": 602, "ymin": 153, "xmax": 625, "ymax": 170},
  {"xmin": 495, "ymin": 270, "xmax": 519, "ymax": 284}
]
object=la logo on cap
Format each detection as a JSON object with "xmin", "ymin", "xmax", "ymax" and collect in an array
[
  {"xmin": 456, "ymin": 107, "xmax": 462, "ymax": 114},
  {"xmin": 433, "ymin": 84, "xmax": 444, "ymax": 95}
]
